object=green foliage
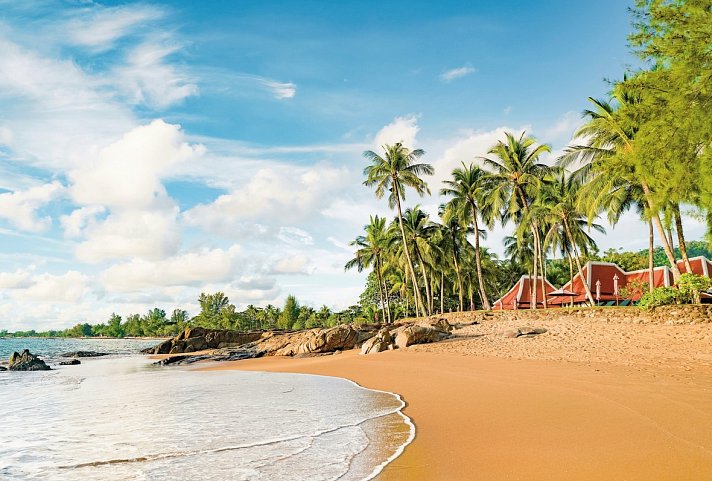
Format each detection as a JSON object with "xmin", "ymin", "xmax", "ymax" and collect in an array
[
  {"xmin": 638, "ymin": 286, "xmax": 681, "ymax": 309},
  {"xmin": 676, "ymin": 273, "xmax": 711, "ymax": 304},
  {"xmin": 601, "ymin": 248, "xmax": 647, "ymax": 272},
  {"xmin": 277, "ymin": 295, "xmax": 299, "ymax": 330}
]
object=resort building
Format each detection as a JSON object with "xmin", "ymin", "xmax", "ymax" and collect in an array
[{"xmin": 493, "ymin": 256, "xmax": 712, "ymax": 310}]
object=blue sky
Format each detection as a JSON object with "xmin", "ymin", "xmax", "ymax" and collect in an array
[{"xmin": 0, "ymin": 0, "xmax": 705, "ymax": 330}]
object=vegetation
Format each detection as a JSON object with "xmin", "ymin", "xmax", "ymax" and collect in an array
[{"xmin": 346, "ymin": 0, "xmax": 711, "ymax": 319}]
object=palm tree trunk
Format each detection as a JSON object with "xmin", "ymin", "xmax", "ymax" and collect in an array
[
  {"xmin": 393, "ymin": 185, "xmax": 426, "ymax": 317},
  {"xmin": 564, "ymin": 218, "xmax": 595, "ymax": 305},
  {"xmin": 374, "ymin": 256, "xmax": 387, "ymax": 324},
  {"xmin": 537, "ymin": 230, "xmax": 548, "ymax": 308},
  {"xmin": 673, "ymin": 203, "xmax": 693, "ymax": 273},
  {"xmin": 440, "ymin": 272, "xmax": 445, "ymax": 314},
  {"xmin": 641, "ymin": 182, "xmax": 681, "ymax": 280},
  {"xmin": 648, "ymin": 220, "xmax": 655, "ymax": 293},
  {"xmin": 452, "ymin": 250, "xmax": 464, "ymax": 311},
  {"xmin": 566, "ymin": 245, "xmax": 575, "ymax": 307},
  {"xmin": 470, "ymin": 205, "xmax": 491, "ymax": 310},
  {"xmin": 530, "ymin": 226, "xmax": 539, "ymax": 309},
  {"xmin": 376, "ymin": 257, "xmax": 391, "ymax": 323},
  {"xmin": 415, "ymin": 248, "xmax": 432, "ymax": 316}
]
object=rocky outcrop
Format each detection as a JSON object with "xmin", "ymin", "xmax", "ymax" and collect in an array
[
  {"xmin": 360, "ymin": 328, "xmax": 393, "ymax": 355},
  {"xmin": 502, "ymin": 326, "xmax": 548, "ymax": 338},
  {"xmin": 144, "ymin": 328, "xmax": 265, "ymax": 355},
  {"xmin": 61, "ymin": 351, "xmax": 108, "ymax": 358},
  {"xmin": 393, "ymin": 324, "xmax": 451, "ymax": 349},
  {"xmin": 0, "ymin": 366, "xmax": 7, "ymax": 371},
  {"xmin": 8, "ymin": 350, "xmax": 51, "ymax": 371},
  {"xmin": 149, "ymin": 320, "xmax": 454, "ymax": 365},
  {"xmin": 59, "ymin": 359, "xmax": 81, "ymax": 365}
]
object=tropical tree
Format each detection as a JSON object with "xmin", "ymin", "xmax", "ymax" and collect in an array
[
  {"xmin": 345, "ymin": 215, "xmax": 392, "ymax": 323},
  {"xmin": 363, "ymin": 143, "xmax": 434, "ymax": 316},
  {"xmin": 481, "ymin": 132, "xmax": 553, "ymax": 309},
  {"xmin": 441, "ymin": 162, "xmax": 495, "ymax": 309}
]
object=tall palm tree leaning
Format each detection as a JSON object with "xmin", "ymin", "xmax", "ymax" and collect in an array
[
  {"xmin": 363, "ymin": 142, "xmax": 433, "ymax": 317},
  {"xmin": 481, "ymin": 132, "xmax": 553, "ymax": 309},
  {"xmin": 344, "ymin": 215, "xmax": 391, "ymax": 323},
  {"xmin": 441, "ymin": 162, "xmax": 493, "ymax": 310}
]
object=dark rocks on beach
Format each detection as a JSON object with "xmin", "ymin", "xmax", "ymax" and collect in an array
[
  {"xmin": 502, "ymin": 326, "xmax": 548, "ymax": 338},
  {"xmin": 59, "ymin": 359, "xmax": 81, "ymax": 365},
  {"xmin": 143, "ymin": 328, "xmax": 265, "ymax": 355},
  {"xmin": 0, "ymin": 366, "xmax": 7, "ymax": 371},
  {"xmin": 8, "ymin": 349, "xmax": 51, "ymax": 371},
  {"xmin": 61, "ymin": 351, "xmax": 108, "ymax": 358}
]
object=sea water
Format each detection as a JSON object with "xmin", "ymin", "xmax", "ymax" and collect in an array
[{"xmin": 0, "ymin": 339, "xmax": 413, "ymax": 481}]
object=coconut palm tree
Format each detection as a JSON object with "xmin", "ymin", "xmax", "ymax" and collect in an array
[
  {"xmin": 539, "ymin": 172, "xmax": 605, "ymax": 304},
  {"xmin": 400, "ymin": 206, "xmax": 438, "ymax": 315},
  {"xmin": 438, "ymin": 203, "xmax": 473, "ymax": 311},
  {"xmin": 363, "ymin": 143, "xmax": 433, "ymax": 317},
  {"xmin": 559, "ymin": 91, "xmax": 683, "ymax": 280},
  {"xmin": 480, "ymin": 132, "xmax": 553, "ymax": 309},
  {"xmin": 345, "ymin": 215, "xmax": 392, "ymax": 323},
  {"xmin": 440, "ymin": 162, "xmax": 495, "ymax": 309}
]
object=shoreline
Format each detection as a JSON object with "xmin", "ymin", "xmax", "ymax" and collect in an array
[{"xmin": 201, "ymin": 338, "xmax": 712, "ymax": 480}]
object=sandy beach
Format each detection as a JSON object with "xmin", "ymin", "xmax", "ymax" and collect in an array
[{"xmin": 204, "ymin": 313, "xmax": 712, "ymax": 481}]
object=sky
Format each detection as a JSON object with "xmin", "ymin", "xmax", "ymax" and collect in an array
[{"xmin": 0, "ymin": 0, "xmax": 706, "ymax": 331}]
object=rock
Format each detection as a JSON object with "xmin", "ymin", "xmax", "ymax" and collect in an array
[
  {"xmin": 59, "ymin": 359, "xmax": 81, "ymax": 365},
  {"xmin": 61, "ymin": 351, "xmax": 108, "ymax": 358},
  {"xmin": 393, "ymin": 324, "xmax": 450, "ymax": 349},
  {"xmin": 360, "ymin": 328, "xmax": 393, "ymax": 355},
  {"xmin": 8, "ymin": 350, "xmax": 51, "ymax": 371},
  {"xmin": 143, "ymin": 329, "xmax": 265, "ymax": 355},
  {"xmin": 0, "ymin": 366, "xmax": 7, "ymax": 371},
  {"xmin": 502, "ymin": 326, "xmax": 547, "ymax": 338},
  {"xmin": 415, "ymin": 317, "xmax": 454, "ymax": 332}
]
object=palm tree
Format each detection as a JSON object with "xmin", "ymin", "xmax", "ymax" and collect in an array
[
  {"xmin": 400, "ymin": 206, "xmax": 438, "ymax": 315},
  {"xmin": 440, "ymin": 162, "xmax": 495, "ymax": 309},
  {"xmin": 363, "ymin": 143, "xmax": 433, "ymax": 317},
  {"xmin": 540, "ymin": 172, "xmax": 605, "ymax": 304},
  {"xmin": 345, "ymin": 215, "xmax": 392, "ymax": 323},
  {"xmin": 480, "ymin": 132, "xmax": 553, "ymax": 309},
  {"xmin": 438, "ymin": 203, "xmax": 472, "ymax": 311},
  {"xmin": 559, "ymin": 91, "xmax": 682, "ymax": 280}
]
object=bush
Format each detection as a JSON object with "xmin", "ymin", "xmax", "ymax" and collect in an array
[
  {"xmin": 675, "ymin": 273, "xmax": 712, "ymax": 304},
  {"xmin": 638, "ymin": 286, "xmax": 681, "ymax": 309}
]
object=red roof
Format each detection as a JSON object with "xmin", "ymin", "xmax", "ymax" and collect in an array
[{"xmin": 493, "ymin": 276, "xmax": 557, "ymax": 310}]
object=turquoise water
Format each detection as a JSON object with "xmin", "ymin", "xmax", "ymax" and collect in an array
[
  {"xmin": 0, "ymin": 341, "xmax": 413, "ymax": 481},
  {"xmin": 0, "ymin": 337, "xmax": 159, "ymax": 363}
]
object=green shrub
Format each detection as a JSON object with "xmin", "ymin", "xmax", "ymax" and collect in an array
[
  {"xmin": 638, "ymin": 286, "xmax": 681, "ymax": 309},
  {"xmin": 675, "ymin": 273, "xmax": 712, "ymax": 304}
]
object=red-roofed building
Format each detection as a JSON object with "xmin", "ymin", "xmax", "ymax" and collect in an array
[
  {"xmin": 492, "ymin": 275, "xmax": 557, "ymax": 310},
  {"xmin": 497, "ymin": 255, "xmax": 712, "ymax": 308}
]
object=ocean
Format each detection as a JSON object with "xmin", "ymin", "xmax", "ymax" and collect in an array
[{"xmin": 0, "ymin": 338, "xmax": 413, "ymax": 481}]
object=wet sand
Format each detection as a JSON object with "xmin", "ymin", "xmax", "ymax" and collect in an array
[{"xmin": 202, "ymin": 317, "xmax": 712, "ymax": 480}]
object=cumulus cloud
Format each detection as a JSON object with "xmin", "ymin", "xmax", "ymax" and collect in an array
[
  {"xmin": 0, "ymin": 268, "xmax": 35, "ymax": 289},
  {"xmin": 270, "ymin": 254, "xmax": 313, "ymax": 275},
  {"xmin": 9, "ymin": 270, "xmax": 91, "ymax": 303},
  {"xmin": 0, "ymin": 181, "xmax": 64, "ymax": 232},
  {"xmin": 543, "ymin": 111, "xmax": 583, "ymax": 143},
  {"xmin": 374, "ymin": 115, "xmax": 420, "ymax": 150},
  {"xmin": 183, "ymin": 164, "xmax": 348, "ymax": 236},
  {"xmin": 69, "ymin": 120, "xmax": 202, "ymax": 209},
  {"xmin": 60, "ymin": 206, "xmax": 106, "ymax": 238},
  {"xmin": 101, "ymin": 245, "xmax": 242, "ymax": 292},
  {"xmin": 440, "ymin": 65, "xmax": 476, "ymax": 82}
]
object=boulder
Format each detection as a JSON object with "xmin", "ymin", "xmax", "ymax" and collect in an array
[
  {"xmin": 502, "ymin": 326, "xmax": 547, "ymax": 338},
  {"xmin": 59, "ymin": 359, "xmax": 81, "ymax": 365},
  {"xmin": 60, "ymin": 351, "xmax": 108, "ymax": 358},
  {"xmin": 360, "ymin": 328, "xmax": 393, "ymax": 355},
  {"xmin": 0, "ymin": 366, "xmax": 7, "ymax": 371},
  {"xmin": 393, "ymin": 324, "xmax": 450, "ymax": 349},
  {"xmin": 8, "ymin": 350, "xmax": 51, "ymax": 371}
]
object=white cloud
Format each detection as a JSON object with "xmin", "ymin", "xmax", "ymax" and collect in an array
[
  {"xmin": 262, "ymin": 79, "xmax": 297, "ymax": 99},
  {"xmin": 113, "ymin": 41, "xmax": 198, "ymax": 109},
  {"xmin": 69, "ymin": 120, "xmax": 203, "ymax": 209},
  {"xmin": 67, "ymin": 5, "xmax": 164, "ymax": 51},
  {"xmin": 60, "ymin": 206, "xmax": 106, "ymax": 238},
  {"xmin": 75, "ymin": 207, "xmax": 181, "ymax": 263},
  {"xmin": 183, "ymin": 164, "xmax": 348, "ymax": 235},
  {"xmin": 543, "ymin": 111, "xmax": 583, "ymax": 143},
  {"xmin": 101, "ymin": 245, "xmax": 242, "ymax": 292},
  {"xmin": 0, "ymin": 181, "xmax": 64, "ymax": 232},
  {"xmin": 374, "ymin": 115, "xmax": 420, "ymax": 150},
  {"xmin": 10, "ymin": 270, "xmax": 91, "ymax": 303},
  {"xmin": 278, "ymin": 227, "xmax": 314, "ymax": 246},
  {"xmin": 271, "ymin": 254, "xmax": 313, "ymax": 275},
  {"xmin": 0, "ymin": 268, "xmax": 34, "ymax": 289},
  {"xmin": 440, "ymin": 65, "xmax": 476, "ymax": 82}
]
